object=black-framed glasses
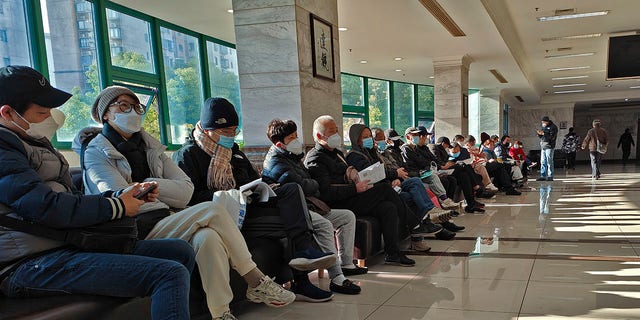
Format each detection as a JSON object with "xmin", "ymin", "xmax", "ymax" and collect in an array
[{"xmin": 109, "ymin": 101, "xmax": 146, "ymax": 115}]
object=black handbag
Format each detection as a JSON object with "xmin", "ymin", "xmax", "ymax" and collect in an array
[{"xmin": 0, "ymin": 214, "xmax": 138, "ymax": 254}]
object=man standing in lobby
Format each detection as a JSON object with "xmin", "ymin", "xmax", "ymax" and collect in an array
[
  {"xmin": 536, "ymin": 116, "xmax": 558, "ymax": 181},
  {"xmin": 582, "ymin": 119, "xmax": 608, "ymax": 180},
  {"xmin": 617, "ymin": 128, "xmax": 635, "ymax": 165}
]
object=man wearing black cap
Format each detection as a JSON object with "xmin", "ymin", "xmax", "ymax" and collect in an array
[
  {"xmin": 0, "ymin": 66, "xmax": 196, "ymax": 319},
  {"xmin": 536, "ymin": 116, "xmax": 558, "ymax": 181}
]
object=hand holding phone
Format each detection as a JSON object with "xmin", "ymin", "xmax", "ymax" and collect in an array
[{"xmin": 135, "ymin": 183, "xmax": 158, "ymax": 200}]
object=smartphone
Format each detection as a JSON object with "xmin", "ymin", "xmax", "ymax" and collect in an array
[{"xmin": 135, "ymin": 184, "xmax": 157, "ymax": 199}]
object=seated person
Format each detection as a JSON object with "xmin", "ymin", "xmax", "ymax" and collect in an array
[
  {"xmin": 472, "ymin": 134, "xmax": 517, "ymax": 194},
  {"xmin": 0, "ymin": 66, "xmax": 195, "ymax": 319},
  {"xmin": 453, "ymin": 134, "xmax": 498, "ymax": 192},
  {"xmin": 401, "ymin": 127, "xmax": 480, "ymax": 215},
  {"xmin": 172, "ymin": 98, "xmax": 336, "ymax": 303},
  {"xmin": 509, "ymin": 140, "xmax": 536, "ymax": 170},
  {"xmin": 494, "ymin": 135, "xmax": 526, "ymax": 182},
  {"xmin": 262, "ymin": 118, "xmax": 365, "ymax": 295},
  {"xmin": 304, "ymin": 115, "xmax": 416, "ymax": 266},
  {"xmin": 80, "ymin": 88, "xmax": 295, "ymax": 319}
]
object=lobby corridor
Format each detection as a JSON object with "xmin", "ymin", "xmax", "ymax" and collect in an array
[{"xmin": 235, "ymin": 164, "xmax": 640, "ymax": 320}]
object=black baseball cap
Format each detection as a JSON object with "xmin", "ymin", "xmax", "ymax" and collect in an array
[
  {"xmin": 417, "ymin": 126, "xmax": 430, "ymax": 136},
  {"xmin": 384, "ymin": 128, "xmax": 402, "ymax": 140},
  {"xmin": 0, "ymin": 66, "xmax": 71, "ymax": 112}
]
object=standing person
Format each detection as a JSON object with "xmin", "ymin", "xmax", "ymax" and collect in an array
[
  {"xmin": 536, "ymin": 116, "xmax": 558, "ymax": 181},
  {"xmin": 582, "ymin": 119, "xmax": 608, "ymax": 180},
  {"xmin": 561, "ymin": 127, "xmax": 580, "ymax": 170},
  {"xmin": 0, "ymin": 66, "xmax": 195, "ymax": 320},
  {"xmin": 617, "ymin": 128, "xmax": 635, "ymax": 165}
]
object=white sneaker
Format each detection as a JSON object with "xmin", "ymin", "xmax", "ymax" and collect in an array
[
  {"xmin": 246, "ymin": 275, "xmax": 296, "ymax": 308},
  {"xmin": 213, "ymin": 311, "xmax": 238, "ymax": 320},
  {"xmin": 486, "ymin": 183, "xmax": 499, "ymax": 192},
  {"xmin": 440, "ymin": 198, "xmax": 458, "ymax": 210}
]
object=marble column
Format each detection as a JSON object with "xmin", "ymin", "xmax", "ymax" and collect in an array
[
  {"xmin": 232, "ymin": 0, "xmax": 342, "ymax": 149},
  {"xmin": 433, "ymin": 55, "xmax": 472, "ymax": 140},
  {"xmin": 479, "ymin": 89, "xmax": 500, "ymax": 136}
]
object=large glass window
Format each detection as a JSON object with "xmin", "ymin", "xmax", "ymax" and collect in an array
[
  {"xmin": 368, "ymin": 79, "xmax": 389, "ymax": 129},
  {"xmin": 160, "ymin": 27, "xmax": 203, "ymax": 144},
  {"xmin": 0, "ymin": 0, "xmax": 31, "ymax": 67},
  {"xmin": 341, "ymin": 74, "xmax": 363, "ymax": 106},
  {"xmin": 392, "ymin": 82, "xmax": 413, "ymax": 133},
  {"xmin": 106, "ymin": 9, "xmax": 154, "ymax": 73},
  {"xmin": 42, "ymin": 0, "xmax": 98, "ymax": 142},
  {"xmin": 416, "ymin": 85, "xmax": 434, "ymax": 115},
  {"xmin": 207, "ymin": 41, "xmax": 242, "ymax": 140}
]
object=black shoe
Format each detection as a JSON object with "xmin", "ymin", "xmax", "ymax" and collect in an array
[
  {"xmin": 464, "ymin": 205, "xmax": 485, "ymax": 213},
  {"xmin": 505, "ymin": 188, "xmax": 521, "ymax": 195},
  {"xmin": 476, "ymin": 190, "xmax": 496, "ymax": 199},
  {"xmin": 384, "ymin": 253, "xmax": 415, "ymax": 266},
  {"xmin": 441, "ymin": 221, "xmax": 465, "ymax": 232},
  {"xmin": 546, "ymin": 177, "xmax": 554, "ymax": 181},
  {"xmin": 411, "ymin": 223, "xmax": 433, "ymax": 237},
  {"xmin": 341, "ymin": 265, "xmax": 368, "ymax": 276},
  {"xmin": 535, "ymin": 177, "xmax": 546, "ymax": 181},
  {"xmin": 421, "ymin": 221, "xmax": 443, "ymax": 234},
  {"xmin": 475, "ymin": 202, "xmax": 485, "ymax": 208},
  {"xmin": 329, "ymin": 279, "xmax": 361, "ymax": 295},
  {"xmin": 291, "ymin": 281, "xmax": 334, "ymax": 302},
  {"xmin": 435, "ymin": 228, "xmax": 456, "ymax": 240}
]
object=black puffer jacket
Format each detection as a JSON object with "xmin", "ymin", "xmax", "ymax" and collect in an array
[
  {"xmin": 262, "ymin": 145, "xmax": 320, "ymax": 197},
  {"xmin": 172, "ymin": 130, "xmax": 259, "ymax": 205},
  {"xmin": 400, "ymin": 143, "xmax": 438, "ymax": 177},
  {"xmin": 303, "ymin": 142, "xmax": 357, "ymax": 206}
]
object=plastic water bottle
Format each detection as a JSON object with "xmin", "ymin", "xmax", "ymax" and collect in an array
[{"xmin": 493, "ymin": 227, "xmax": 500, "ymax": 241}]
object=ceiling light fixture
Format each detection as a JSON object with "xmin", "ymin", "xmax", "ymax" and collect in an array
[
  {"xmin": 537, "ymin": 10, "xmax": 609, "ymax": 22},
  {"xmin": 630, "ymin": 86, "xmax": 640, "ymax": 89},
  {"xmin": 394, "ymin": 57, "xmax": 403, "ymax": 61},
  {"xmin": 549, "ymin": 66, "xmax": 590, "ymax": 72},
  {"xmin": 545, "ymin": 52, "xmax": 595, "ymax": 59},
  {"xmin": 360, "ymin": 60, "xmax": 367, "ymax": 64},
  {"xmin": 541, "ymin": 33, "xmax": 602, "ymax": 41},
  {"xmin": 554, "ymin": 89, "xmax": 585, "ymax": 94},
  {"xmin": 395, "ymin": 69, "xmax": 403, "ymax": 72},
  {"xmin": 338, "ymin": 27, "xmax": 348, "ymax": 31},
  {"xmin": 417, "ymin": 0, "xmax": 466, "ymax": 37},
  {"xmin": 429, "ymin": 76, "xmax": 435, "ymax": 79},
  {"xmin": 227, "ymin": 9, "xmax": 234, "ymax": 13},
  {"xmin": 552, "ymin": 75, "xmax": 589, "ymax": 80},
  {"xmin": 552, "ymin": 83, "xmax": 587, "ymax": 88}
]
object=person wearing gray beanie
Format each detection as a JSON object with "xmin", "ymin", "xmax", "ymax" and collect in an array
[{"xmin": 91, "ymin": 85, "xmax": 141, "ymax": 124}]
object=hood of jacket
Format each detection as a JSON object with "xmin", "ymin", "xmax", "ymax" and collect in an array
[{"xmin": 348, "ymin": 123, "xmax": 367, "ymax": 153}]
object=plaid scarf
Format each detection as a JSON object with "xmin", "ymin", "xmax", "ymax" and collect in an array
[{"xmin": 193, "ymin": 122, "xmax": 236, "ymax": 190}]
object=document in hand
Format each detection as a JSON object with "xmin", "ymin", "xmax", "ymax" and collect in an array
[
  {"xmin": 357, "ymin": 162, "xmax": 386, "ymax": 184},
  {"xmin": 239, "ymin": 178, "xmax": 276, "ymax": 202},
  {"xmin": 438, "ymin": 169, "xmax": 455, "ymax": 175}
]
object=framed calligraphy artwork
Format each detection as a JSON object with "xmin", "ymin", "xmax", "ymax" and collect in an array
[{"xmin": 310, "ymin": 14, "xmax": 335, "ymax": 81}]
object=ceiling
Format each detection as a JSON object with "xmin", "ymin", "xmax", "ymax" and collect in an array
[{"xmin": 113, "ymin": 0, "xmax": 640, "ymax": 107}]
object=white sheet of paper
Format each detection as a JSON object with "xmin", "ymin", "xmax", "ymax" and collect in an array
[
  {"xmin": 357, "ymin": 162, "xmax": 386, "ymax": 184},
  {"xmin": 239, "ymin": 178, "xmax": 276, "ymax": 202}
]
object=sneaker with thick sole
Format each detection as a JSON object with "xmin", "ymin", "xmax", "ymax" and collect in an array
[
  {"xmin": 426, "ymin": 207, "xmax": 452, "ymax": 224},
  {"xmin": 213, "ymin": 311, "xmax": 238, "ymax": 320},
  {"xmin": 410, "ymin": 239, "xmax": 432, "ymax": 252},
  {"xmin": 384, "ymin": 253, "xmax": 416, "ymax": 266},
  {"xmin": 289, "ymin": 248, "xmax": 337, "ymax": 271},
  {"xmin": 486, "ymin": 183, "xmax": 499, "ymax": 192},
  {"xmin": 441, "ymin": 221, "xmax": 465, "ymax": 232},
  {"xmin": 246, "ymin": 275, "xmax": 296, "ymax": 308},
  {"xmin": 291, "ymin": 281, "xmax": 334, "ymax": 302},
  {"xmin": 434, "ymin": 228, "xmax": 456, "ymax": 240},
  {"xmin": 329, "ymin": 279, "xmax": 361, "ymax": 295},
  {"xmin": 440, "ymin": 198, "xmax": 459, "ymax": 210}
]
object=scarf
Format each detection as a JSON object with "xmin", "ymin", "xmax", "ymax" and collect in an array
[
  {"xmin": 193, "ymin": 122, "xmax": 236, "ymax": 190},
  {"xmin": 102, "ymin": 123, "xmax": 150, "ymax": 183}
]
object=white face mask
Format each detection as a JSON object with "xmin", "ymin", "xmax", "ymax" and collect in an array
[
  {"xmin": 285, "ymin": 138, "xmax": 304, "ymax": 155},
  {"xmin": 13, "ymin": 110, "xmax": 64, "ymax": 140},
  {"xmin": 326, "ymin": 133, "xmax": 342, "ymax": 149},
  {"xmin": 110, "ymin": 112, "xmax": 142, "ymax": 134}
]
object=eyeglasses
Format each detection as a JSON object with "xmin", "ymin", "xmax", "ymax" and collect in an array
[
  {"xmin": 109, "ymin": 101, "xmax": 146, "ymax": 115},
  {"xmin": 215, "ymin": 127, "xmax": 240, "ymax": 137}
]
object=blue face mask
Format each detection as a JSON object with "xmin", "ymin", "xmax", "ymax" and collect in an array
[
  {"xmin": 217, "ymin": 135, "xmax": 235, "ymax": 149},
  {"xmin": 362, "ymin": 137, "xmax": 374, "ymax": 149},
  {"xmin": 376, "ymin": 140, "xmax": 387, "ymax": 151},
  {"xmin": 450, "ymin": 151, "xmax": 460, "ymax": 158},
  {"xmin": 411, "ymin": 136, "xmax": 420, "ymax": 145}
]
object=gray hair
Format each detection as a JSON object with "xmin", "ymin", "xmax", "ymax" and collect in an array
[{"xmin": 313, "ymin": 115, "xmax": 335, "ymax": 142}]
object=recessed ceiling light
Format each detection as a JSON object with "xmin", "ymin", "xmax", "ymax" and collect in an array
[
  {"xmin": 549, "ymin": 66, "xmax": 590, "ymax": 72},
  {"xmin": 554, "ymin": 89, "xmax": 585, "ymax": 94},
  {"xmin": 227, "ymin": 9, "xmax": 234, "ymax": 13},
  {"xmin": 545, "ymin": 52, "xmax": 595, "ymax": 59},
  {"xmin": 395, "ymin": 69, "xmax": 403, "ymax": 72},
  {"xmin": 394, "ymin": 57, "xmax": 403, "ymax": 61},
  {"xmin": 338, "ymin": 27, "xmax": 348, "ymax": 31},
  {"xmin": 552, "ymin": 83, "xmax": 587, "ymax": 88},
  {"xmin": 541, "ymin": 33, "xmax": 602, "ymax": 41},
  {"xmin": 630, "ymin": 86, "xmax": 640, "ymax": 89},
  {"xmin": 537, "ymin": 10, "xmax": 609, "ymax": 22},
  {"xmin": 360, "ymin": 60, "xmax": 367, "ymax": 64},
  {"xmin": 552, "ymin": 75, "xmax": 589, "ymax": 80},
  {"xmin": 429, "ymin": 76, "xmax": 434, "ymax": 79}
]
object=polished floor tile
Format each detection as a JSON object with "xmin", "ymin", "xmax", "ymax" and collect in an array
[
  {"xmin": 530, "ymin": 259, "xmax": 640, "ymax": 284},
  {"xmin": 366, "ymin": 306, "xmax": 518, "ymax": 320}
]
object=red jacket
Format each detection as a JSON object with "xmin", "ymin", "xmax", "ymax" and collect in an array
[{"xmin": 509, "ymin": 147, "xmax": 526, "ymax": 162}]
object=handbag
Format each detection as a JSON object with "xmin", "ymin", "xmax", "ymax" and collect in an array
[
  {"xmin": 0, "ymin": 214, "xmax": 138, "ymax": 254},
  {"xmin": 595, "ymin": 130, "xmax": 607, "ymax": 154},
  {"xmin": 306, "ymin": 196, "xmax": 331, "ymax": 215}
]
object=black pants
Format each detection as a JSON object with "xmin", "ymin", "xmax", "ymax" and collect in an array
[
  {"xmin": 439, "ymin": 175, "xmax": 458, "ymax": 199},
  {"xmin": 451, "ymin": 165, "xmax": 478, "ymax": 206},
  {"xmin": 334, "ymin": 184, "xmax": 414, "ymax": 256},
  {"xmin": 622, "ymin": 148, "xmax": 631, "ymax": 164},
  {"xmin": 566, "ymin": 151, "xmax": 576, "ymax": 169},
  {"xmin": 485, "ymin": 162, "xmax": 513, "ymax": 190}
]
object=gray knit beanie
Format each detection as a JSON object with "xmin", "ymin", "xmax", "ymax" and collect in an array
[{"xmin": 91, "ymin": 85, "xmax": 139, "ymax": 124}]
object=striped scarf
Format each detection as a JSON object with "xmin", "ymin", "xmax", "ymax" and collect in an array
[{"xmin": 193, "ymin": 122, "xmax": 236, "ymax": 191}]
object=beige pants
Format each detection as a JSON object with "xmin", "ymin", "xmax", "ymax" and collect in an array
[
  {"xmin": 146, "ymin": 201, "xmax": 256, "ymax": 317},
  {"xmin": 473, "ymin": 164, "xmax": 492, "ymax": 186}
]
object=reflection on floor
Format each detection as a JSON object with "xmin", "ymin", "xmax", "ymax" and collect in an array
[{"xmin": 235, "ymin": 164, "xmax": 640, "ymax": 319}]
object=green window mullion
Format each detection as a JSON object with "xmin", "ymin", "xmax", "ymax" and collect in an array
[
  {"xmin": 111, "ymin": 67, "xmax": 161, "ymax": 86},
  {"xmin": 93, "ymin": 0, "xmax": 113, "ymax": 87},
  {"xmin": 151, "ymin": 17, "xmax": 171, "ymax": 147},
  {"xmin": 363, "ymin": 77, "xmax": 369, "ymax": 125},
  {"xmin": 25, "ymin": 0, "xmax": 48, "ymax": 75},
  {"xmin": 388, "ymin": 81, "xmax": 395, "ymax": 130},
  {"xmin": 200, "ymin": 34, "xmax": 212, "ymax": 100},
  {"xmin": 413, "ymin": 84, "xmax": 419, "ymax": 126}
]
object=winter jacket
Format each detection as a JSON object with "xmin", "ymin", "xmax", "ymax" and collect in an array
[
  {"xmin": 172, "ymin": 130, "xmax": 259, "ymax": 206},
  {"xmin": 581, "ymin": 127, "xmax": 609, "ymax": 152},
  {"xmin": 428, "ymin": 144, "xmax": 449, "ymax": 166},
  {"xmin": 509, "ymin": 146, "xmax": 526, "ymax": 161},
  {"xmin": 345, "ymin": 124, "xmax": 396, "ymax": 180},
  {"xmin": 400, "ymin": 143, "xmax": 438, "ymax": 177},
  {"xmin": 561, "ymin": 132, "xmax": 580, "ymax": 153},
  {"xmin": 617, "ymin": 132, "xmax": 635, "ymax": 150},
  {"xmin": 494, "ymin": 142, "xmax": 511, "ymax": 161},
  {"xmin": 0, "ymin": 126, "xmax": 125, "ymax": 268},
  {"xmin": 262, "ymin": 145, "xmax": 319, "ymax": 197},
  {"xmin": 78, "ymin": 128, "xmax": 193, "ymax": 211},
  {"xmin": 303, "ymin": 142, "xmax": 357, "ymax": 206},
  {"xmin": 538, "ymin": 121, "xmax": 559, "ymax": 149}
]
